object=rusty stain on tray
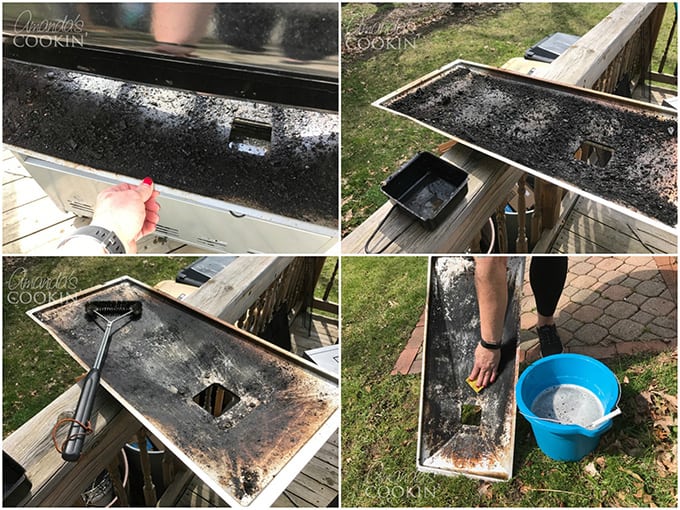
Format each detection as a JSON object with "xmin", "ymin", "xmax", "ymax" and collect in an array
[
  {"xmin": 29, "ymin": 277, "xmax": 338, "ymax": 506},
  {"xmin": 379, "ymin": 62, "xmax": 677, "ymax": 228},
  {"xmin": 419, "ymin": 257, "xmax": 523, "ymax": 481}
]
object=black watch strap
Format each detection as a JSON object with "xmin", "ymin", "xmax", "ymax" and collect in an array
[
  {"xmin": 480, "ymin": 339, "xmax": 502, "ymax": 350},
  {"xmin": 68, "ymin": 225, "xmax": 126, "ymax": 254}
]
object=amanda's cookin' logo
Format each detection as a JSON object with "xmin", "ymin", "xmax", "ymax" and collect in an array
[
  {"xmin": 344, "ymin": 15, "xmax": 419, "ymax": 52},
  {"xmin": 12, "ymin": 9, "xmax": 87, "ymax": 48},
  {"xmin": 6, "ymin": 267, "xmax": 78, "ymax": 305}
]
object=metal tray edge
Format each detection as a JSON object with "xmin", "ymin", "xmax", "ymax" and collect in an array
[
  {"xmin": 417, "ymin": 257, "xmax": 520, "ymax": 483},
  {"xmin": 416, "ymin": 462, "xmax": 511, "ymax": 483},
  {"xmin": 374, "ymin": 59, "xmax": 677, "ymax": 118},
  {"xmin": 415, "ymin": 256, "xmax": 433, "ymax": 475}
]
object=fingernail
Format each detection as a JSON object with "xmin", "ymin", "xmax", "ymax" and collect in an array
[{"xmin": 142, "ymin": 177, "xmax": 153, "ymax": 186}]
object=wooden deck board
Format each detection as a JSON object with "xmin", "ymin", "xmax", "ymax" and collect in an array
[
  {"xmin": 279, "ymin": 472, "xmax": 336, "ymax": 507},
  {"xmin": 310, "ymin": 435, "xmax": 339, "ymax": 466},
  {"xmin": 3, "ymin": 197, "xmax": 79, "ymax": 248},
  {"xmin": 177, "ymin": 432, "xmax": 339, "ymax": 508},
  {"xmin": 551, "ymin": 196, "xmax": 677, "ymax": 254},
  {"xmin": 2, "ymin": 157, "xmax": 30, "ymax": 183},
  {"xmin": 177, "ymin": 477, "xmax": 230, "ymax": 507},
  {"xmin": 291, "ymin": 313, "xmax": 338, "ymax": 356},
  {"xmin": 2, "ymin": 173, "xmax": 54, "ymax": 211}
]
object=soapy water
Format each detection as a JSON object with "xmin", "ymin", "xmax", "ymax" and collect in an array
[{"xmin": 531, "ymin": 384, "xmax": 604, "ymax": 427}]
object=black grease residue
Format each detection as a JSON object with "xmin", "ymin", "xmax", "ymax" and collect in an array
[
  {"xmin": 241, "ymin": 468, "xmax": 260, "ymax": 496},
  {"xmin": 3, "ymin": 60, "xmax": 338, "ymax": 228},
  {"xmin": 388, "ymin": 66, "xmax": 677, "ymax": 226}
]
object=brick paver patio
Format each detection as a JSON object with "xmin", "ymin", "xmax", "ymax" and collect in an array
[{"xmin": 393, "ymin": 256, "xmax": 677, "ymax": 375}]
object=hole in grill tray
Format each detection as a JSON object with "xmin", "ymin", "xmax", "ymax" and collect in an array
[
  {"xmin": 574, "ymin": 140, "xmax": 614, "ymax": 167},
  {"xmin": 228, "ymin": 118, "xmax": 272, "ymax": 156},
  {"xmin": 193, "ymin": 383, "xmax": 240, "ymax": 417},
  {"xmin": 461, "ymin": 404, "xmax": 482, "ymax": 426}
]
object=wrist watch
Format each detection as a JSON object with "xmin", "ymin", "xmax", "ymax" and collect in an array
[
  {"xmin": 58, "ymin": 225, "xmax": 126, "ymax": 254},
  {"xmin": 479, "ymin": 338, "xmax": 502, "ymax": 350}
]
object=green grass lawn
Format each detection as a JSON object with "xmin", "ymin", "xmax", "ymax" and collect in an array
[
  {"xmin": 3, "ymin": 256, "xmax": 337, "ymax": 437},
  {"xmin": 341, "ymin": 256, "xmax": 677, "ymax": 507},
  {"xmin": 341, "ymin": 2, "xmax": 679, "ymax": 236}
]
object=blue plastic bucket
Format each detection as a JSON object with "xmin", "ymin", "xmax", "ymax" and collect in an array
[{"xmin": 516, "ymin": 353, "xmax": 620, "ymax": 461}]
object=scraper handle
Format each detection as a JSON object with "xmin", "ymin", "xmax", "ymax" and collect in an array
[{"xmin": 62, "ymin": 368, "xmax": 100, "ymax": 462}]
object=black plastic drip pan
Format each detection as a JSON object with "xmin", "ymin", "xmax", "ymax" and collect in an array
[
  {"xmin": 3, "ymin": 451, "xmax": 31, "ymax": 506},
  {"xmin": 381, "ymin": 152, "xmax": 468, "ymax": 229}
]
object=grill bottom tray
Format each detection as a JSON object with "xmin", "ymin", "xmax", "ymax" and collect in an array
[
  {"xmin": 28, "ymin": 276, "xmax": 339, "ymax": 507},
  {"xmin": 3, "ymin": 60, "xmax": 338, "ymax": 229},
  {"xmin": 419, "ymin": 257, "xmax": 524, "ymax": 481},
  {"xmin": 377, "ymin": 61, "xmax": 677, "ymax": 230},
  {"xmin": 382, "ymin": 152, "xmax": 468, "ymax": 230}
]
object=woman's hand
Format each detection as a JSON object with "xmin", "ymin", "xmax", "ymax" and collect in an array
[
  {"xmin": 90, "ymin": 177, "xmax": 160, "ymax": 253},
  {"xmin": 468, "ymin": 342, "xmax": 501, "ymax": 389}
]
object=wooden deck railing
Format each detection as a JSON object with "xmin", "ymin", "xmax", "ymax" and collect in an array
[
  {"xmin": 236, "ymin": 257, "xmax": 325, "ymax": 336},
  {"xmin": 181, "ymin": 257, "xmax": 326, "ymax": 334}
]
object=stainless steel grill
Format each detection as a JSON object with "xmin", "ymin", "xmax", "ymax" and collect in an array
[{"xmin": 3, "ymin": 3, "xmax": 339, "ymax": 253}]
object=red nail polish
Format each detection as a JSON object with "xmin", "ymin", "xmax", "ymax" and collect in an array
[{"xmin": 142, "ymin": 177, "xmax": 153, "ymax": 186}]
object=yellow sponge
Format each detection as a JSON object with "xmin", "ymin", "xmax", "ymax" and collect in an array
[{"xmin": 466, "ymin": 377, "xmax": 484, "ymax": 393}]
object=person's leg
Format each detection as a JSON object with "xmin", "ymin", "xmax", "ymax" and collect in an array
[
  {"xmin": 469, "ymin": 257, "xmax": 508, "ymax": 388},
  {"xmin": 529, "ymin": 256, "xmax": 568, "ymax": 356}
]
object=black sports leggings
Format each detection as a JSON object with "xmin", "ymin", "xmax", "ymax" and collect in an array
[{"xmin": 529, "ymin": 257, "xmax": 568, "ymax": 317}]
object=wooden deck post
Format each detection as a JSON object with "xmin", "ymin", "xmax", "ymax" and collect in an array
[
  {"xmin": 107, "ymin": 454, "xmax": 129, "ymax": 506},
  {"xmin": 136, "ymin": 428, "xmax": 158, "ymax": 506}
]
